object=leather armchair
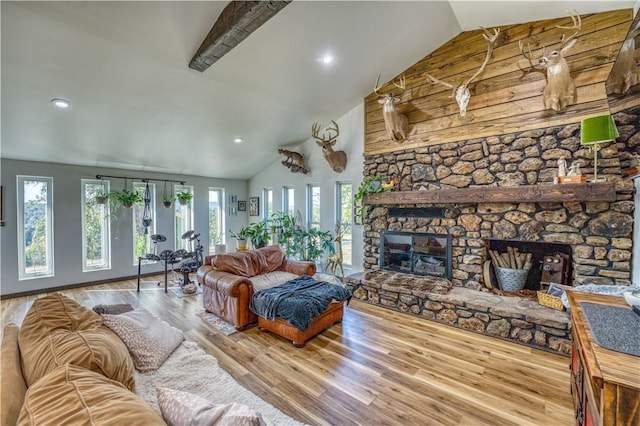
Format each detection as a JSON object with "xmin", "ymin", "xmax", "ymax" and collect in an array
[{"xmin": 197, "ymin": 245, "xmax": 316, "ymax": 330}]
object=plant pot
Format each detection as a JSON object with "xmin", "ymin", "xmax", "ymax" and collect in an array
[
  {"xmin": 214, "ymin": 243, "xmax": 226, "ymax": 255},
  {"xmin": 95, "ymin": 196, "xmax": 108, "ymax": 205},
  {"xmin": 236, "ymin": 239, "xmax": 248, "ymax": 251},
  {"xmin": 163, "ymin": 200, "xmax": 173, "ymax": 208},
  {"xmin": 122, "ymin": 201, "xmax": 134, "ymax": 209},
  {"xmin": 178, "ymin": 199, "xmax": 188, "ymax": 206}
]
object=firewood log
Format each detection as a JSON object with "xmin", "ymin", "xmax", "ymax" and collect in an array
[{"xmin": 523, "ymin": 253, "xmax": 533, "ymax": 270}]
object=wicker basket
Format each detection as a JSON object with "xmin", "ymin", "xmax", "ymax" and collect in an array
[{"xmin": 537, "ymin": 291, "xmax": 564, "ymax": 311}]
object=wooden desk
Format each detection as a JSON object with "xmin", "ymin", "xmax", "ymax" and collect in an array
[{"xmin": 567, "ymin": 292, "xmax": 640, "ymax": 426}]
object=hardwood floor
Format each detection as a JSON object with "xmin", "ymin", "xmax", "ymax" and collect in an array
[{"xmin": 1, "ymin": 276, "xmax": 574, "ymax": 425}]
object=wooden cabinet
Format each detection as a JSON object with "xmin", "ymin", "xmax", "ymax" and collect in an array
[{"xmin": 567, "ymin": 292, "xmax": 640, "ymax": 426}]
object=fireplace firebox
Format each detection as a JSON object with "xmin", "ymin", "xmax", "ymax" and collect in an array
[{"xmin": 380, "ymin": 231, "xmax": 452, "ymax": 280}]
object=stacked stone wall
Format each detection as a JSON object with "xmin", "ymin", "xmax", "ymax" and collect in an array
[{"xmin": 363, "ymin": 118, "xmax": 637, "ymax": 289}]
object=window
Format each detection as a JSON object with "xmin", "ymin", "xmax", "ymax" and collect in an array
[
  {"xmin": 133, "ymin": 182, "xmax": 156, "ymax": 264},
  {"xmin": 336, "ymin": 182, "xmax": 353, "ymax": 267},
  {"xmin": 174, "ymin": 185, "xmax": 194, "ymax": 251},
  {"xmin": 262, "ymin": 188, "xmax": 273, "ymax": 221},
  {"xmin": 208, "ymin": 188, "xmax": 225, "ymax": 254},
  {"xmin": 17, "ymin": 175, "xmax": 54, "ymax": 280},
  {"xmin": 307, "ymin": 184, "xmax": 320, "ymax": 230},
  {"xmin": 282, "ymin": 186, "xmax": 295, "ymax": 215},
  {"xmin": 81, "ymin": 179, "xmax": 111, "ymax": 272}
]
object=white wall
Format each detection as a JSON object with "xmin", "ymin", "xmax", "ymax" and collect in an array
[
  {"xmin": 0, "ymin": 159, "xmax": 247, "ymax": 296},
  {"xmin": 248, "ymin": 103, "xmax": 365, "ymax": 274}
]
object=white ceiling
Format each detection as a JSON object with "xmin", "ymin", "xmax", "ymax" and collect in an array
[{"xmin": 1, "ymin": 1, "xmax": 635, "ymax": 180}]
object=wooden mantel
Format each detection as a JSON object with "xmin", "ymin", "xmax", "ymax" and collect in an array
[{"xmin": 364, "ymin": 182, "xmax": 617, "ymax": 205}]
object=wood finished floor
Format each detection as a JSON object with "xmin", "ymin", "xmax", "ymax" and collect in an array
[{"xmin": 1, "ymin": 276, "xmax": 574, "ymax": 426}]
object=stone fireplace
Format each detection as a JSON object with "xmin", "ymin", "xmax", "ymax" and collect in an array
[{"xmin": 346, "ymin": 118, "xmax": 637, "ymax": 355}]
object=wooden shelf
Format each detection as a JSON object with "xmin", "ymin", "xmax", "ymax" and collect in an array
[{"xmin": 364, "ymin": 182, "xmax": 617, "ymax": 205}]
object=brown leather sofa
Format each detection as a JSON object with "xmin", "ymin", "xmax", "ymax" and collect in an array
[{"xmin": 197, "ymin": 245, "xmax": 316, "ymax": 330}]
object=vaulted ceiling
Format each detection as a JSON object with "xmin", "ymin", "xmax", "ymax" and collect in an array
[{"xmin": 1, "ymin": 1, "xmax": 635, "ymax": 179}]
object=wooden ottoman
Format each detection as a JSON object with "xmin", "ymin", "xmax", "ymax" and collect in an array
[{"xmin": 257, "ymin": 300, "xmax": 346, "ymax": 348}]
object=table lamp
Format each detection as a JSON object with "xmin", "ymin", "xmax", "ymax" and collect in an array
[{"xmin": 580, "ymin": 115, "xmax": 619, "ymax": 182}]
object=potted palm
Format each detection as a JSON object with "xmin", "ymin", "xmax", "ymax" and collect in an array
[
  {"xmin": 245, "ymin": 221, "xmax": 270, "ymax": 249},
  {"xmin": 176, "ymin": 190, "xmax": 193, "ymax": 206},
  {"xmin": 229, "ymin": 226, "xmax": 251, "ymax": 251}
]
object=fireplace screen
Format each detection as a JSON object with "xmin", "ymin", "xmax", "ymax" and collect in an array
[{"xmin": 380, "ymin": 231, "xmax": 452, "ymax": 280}]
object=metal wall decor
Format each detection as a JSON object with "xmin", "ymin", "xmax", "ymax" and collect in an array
[{"xmin": 142, "ymin": 182, "xmax": 152, "ymax": 234}]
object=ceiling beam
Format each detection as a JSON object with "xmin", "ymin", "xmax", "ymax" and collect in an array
[{"xmin": 189, "ymin": 1, "xmax": 291, "ymax": 72}]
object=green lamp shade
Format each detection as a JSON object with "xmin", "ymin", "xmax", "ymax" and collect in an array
[{"xmin": 580, "ymin": 115, "xmax": 619, "ymax": 145}]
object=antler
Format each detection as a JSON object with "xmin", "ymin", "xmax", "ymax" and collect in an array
[
  {"xmin": 425, "ymin": 73, "xmax": 455, "ymax": 96},
  {"xmin": 311, "ymin": 120, "xmax": 339, "ymax": 145},
  {"xmin": 464, "ymin": 27, "xmax": 500, "ymax": 87},
  {"xmin": 374, "ymin": 74, "xmax": 406, "ymax": 96},
  {"xmin": 557, "ymin": 10, "xmax": 581, "ymax": 52}
]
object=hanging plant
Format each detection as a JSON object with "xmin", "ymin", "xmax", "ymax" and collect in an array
[
  {"xmin": 162, "ymin": 181, "xmax": 173, "ymax": 208},
  {"xmin": 110, "ymin": 189, "xmax": 142, "ymax": 209},
  {"xmin": 176, "ymin": 190, "xmax": 193, "ymax": 206},
  {"xmin": 94, "ymin": 190, "xmax": 109, "ymax": 205}
]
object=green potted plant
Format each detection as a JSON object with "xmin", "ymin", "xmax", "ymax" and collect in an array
[
  {"xmin": 211, "ymin": 232, "xmax": 226, "ymax": 254},
  {"xmin": 245, "ymin": 221, "xmax": 270, "ymax": 249},
  {"xmin": 229, "ymin": 226, "xmax": 251, "ymax": 251},
  {"xmin": 162, "ymin": 195, "xmax": 174, "ymax": 208},
  {"xmin": 110, "ymin": 189, "xmax": 142, "ymax": 209},
  {"xmin": 176, "ymin": 190, "xmax": 193, "ymax": 206},
  {"xmin": 354, "ymin": 175, "xmax": 394, "ymax": 221},
  {"xmin": 94, "ymin": 190, "xmax": 109, "ymax": 205}
]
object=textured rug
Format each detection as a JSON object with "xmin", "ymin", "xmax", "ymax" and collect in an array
[
  {"xmin": 197, "ymin": 311, "xmax": 237, "ymax": 335},
  {"xmin": 135, "ymin": 341, "xmax": 306, "ymax": 426},
  {"xmin": 168, "ymin": 286, "xmax": 203, "ymax": 298}
]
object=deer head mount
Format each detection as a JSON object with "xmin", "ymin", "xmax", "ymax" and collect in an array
[
  {"xmin": 311, "ymin": 120, "xmax": 347, "ymax": 173},
  {"xmin": 607, "ymin": 22, "xmax": 640, "ymax": 96},
  {"xmin": 519, "ymin": 10, "xmax": 581, "ymax": 112},
  {"xmin": 425, "ymin": 27, "xmax": 500, "ymax": 117},
  {"xmin": 374, "ymin": 74, "xmax": 409, "ymax": 143},
  {"xmin": 278, "ymin": 148, "xmax": 309, "ymax": 174}
]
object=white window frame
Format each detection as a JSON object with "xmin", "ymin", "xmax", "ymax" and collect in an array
[
  {"xmin": 336, "ymin": 182, "xmax": 353, "ymax": 267},
  {"xmin": 282, "ymin": 186, "xmax": 295, "ymax": 216},
  {"xmin": 262, "ymin": 188, "xmax": 273, "ymax": 222},
  {"xmin": 81, "ymin": 179, "xmax": 111, "ymax": 272},
  {"xmin": 133, "ymin": 182, "xmax": 156, "ymax": 265},
  {"xmin": 17, "ymin": 175, "xmax": 54, "ymax": 280},
  {"xmin": 208, "ymin": 187, "xmax": 225, "ymax": 254},
  {"xmin": 174, "ymin": 184, "xmax": 194, "ymax": 251},
  {"xmin": 307, "ymin": 184, "xmax": 320, "ymax": 230}
]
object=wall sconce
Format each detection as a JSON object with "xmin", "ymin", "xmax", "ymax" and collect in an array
[{"xmin": 580, "ymin": 115, "xmax": 619, "ymax": 182}]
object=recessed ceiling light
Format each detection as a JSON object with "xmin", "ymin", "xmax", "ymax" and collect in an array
[
  {"xmin": 322, "ymin": 55, "xmax": 333, "ymax": 64},
  {"xmin": 51, "ymin": 98, "xmax": 71, "ymax": 109},
  {"xmin": 233, "ymin": 137, "xmax": 243, "ymax": 143}
]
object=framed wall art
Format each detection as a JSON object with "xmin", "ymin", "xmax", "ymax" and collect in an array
[
  {"xmin": 238, "ymin": 200, "xmax": 246, "ymax": 211},
  {"xmin": 230, "ymin": 195, "xmax": 238, "ymax": 205},
  {"xmin": 249, "ymin": 197, "xmax": 259, "ymax": 216}
]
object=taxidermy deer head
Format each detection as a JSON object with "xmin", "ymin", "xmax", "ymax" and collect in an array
[
  {"xmin": 607, "ymin": 22, "xmax": 640, "ymax": 95},
  {"xmin": 374, "ymin": 74, "xmax": 409, "ymax": 143},
  {"xmin": 312, "ymin": 120, "xmax": 347, "ymax": 173},
  {"xmin": 519, "ymin": 10, "xmax": 581, "ymax": 112},
  {"xmin": 278, "ymin": 148, "xmax": 309, "ymax": 174},
  {"xmin": 426, "ymin": 27, "xmax": 500, "ymax": 117}
]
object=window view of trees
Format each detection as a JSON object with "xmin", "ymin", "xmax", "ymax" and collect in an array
[
  {"xmin": 208, "ymin": 188, "xmax": 224, "ymax": 254},
  {"xmin": 307, "ymin": 185, "xmax": 320, "ymax": 230},
  {"xmin": 283, "ymin": 186, "xmax": 294, "ymax": 215},
  {"xmin": 82, "ymin": 180, "xmax": 111, "ymax": 271},
  {"xmin": 18, "ymin": 176, "xmax": 54, "ymax": 279},
  {"xmin": 337, "ymin": 182, "xmax": 353, "ymax": 266}
]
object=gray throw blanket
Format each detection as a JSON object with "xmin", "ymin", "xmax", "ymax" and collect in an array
[{"xmin": 249, "ymin": 275, "xmax": 352, "ymax": 331}]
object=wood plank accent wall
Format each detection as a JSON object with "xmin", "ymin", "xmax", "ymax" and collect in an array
[{"xmin": 365, "ymin": 9, "xmax": 634, "ymax": 156}]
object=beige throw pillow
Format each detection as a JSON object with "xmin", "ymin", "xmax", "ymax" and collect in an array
[
  {"xmin": 157, "ymin": 387, "xmax": 266, "ymax": 426},
  {"xmin": 101, "ymin": 308, "xmax": 184, "ymax": 372}
]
